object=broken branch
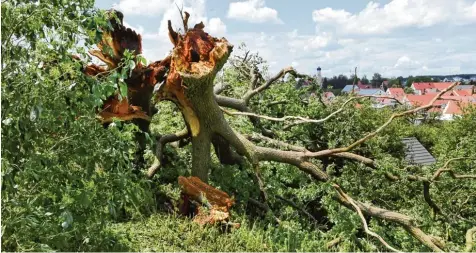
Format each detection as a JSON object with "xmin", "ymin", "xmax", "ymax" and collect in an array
[{"xmin": 333, "ymin": 184, "xmax": 403, "ymax": 252}]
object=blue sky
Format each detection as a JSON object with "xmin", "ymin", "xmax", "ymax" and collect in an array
[{"xmin": 94, "ymin": 0, "xmax": 476, "ymax": 78}]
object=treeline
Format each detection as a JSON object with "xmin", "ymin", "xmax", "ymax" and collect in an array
[{"xmin": 323, "ymin": 73, "xmax": 476, "ymax": 90}]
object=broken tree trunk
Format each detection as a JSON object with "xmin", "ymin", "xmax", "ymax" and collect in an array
[{"xmin": 178, "ymin": 176, "xmax": 238, "ymax": 227}]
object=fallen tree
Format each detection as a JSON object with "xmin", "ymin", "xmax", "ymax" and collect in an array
[{"xmin": 81, "ymin": 9, "xmax": 475, "ymax": 252}]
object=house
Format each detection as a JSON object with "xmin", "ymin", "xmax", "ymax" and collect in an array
[
  {"xmin": 411, "ymin": 82, "xmax": 456, "ymax": 95},
  {"xmin": 358, "ymin": 83, "xmax": 372, "ymax": 89},
  {"xmin": 402, "ymin": 137, "xmax": 436, "ymax": 165},
  {"xmin": 455, "ymin": 84, "xmax": 475, "ymax": 93},
  {"xmin": 323, "ymin": 92, "xmax": 335, "ymax": 102},
  {"xmin": 358, "ymin": 89, "xmax": 385, "ymax": 96},
  {"xmin": 411, "ymin": 82, "xmax": 433, "ymax": 95},
  {"xmin": 440, "ymin": 100, "xmax": 476, "ymax": 120},
  {"xmin": 386, "ymin": 88, "xmax": 404, "ymax": 96},
  {"xmin": 341, "ymin": 85, "xmax": 359, "ymax": 93},
  {"xmin": 432, "ymin": 82, "xmax": 454, "ymax": 91}
]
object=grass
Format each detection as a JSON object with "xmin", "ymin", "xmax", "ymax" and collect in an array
[{"xmin": 107, "ymin": 212, "xmax": 330, "ymax": 252}]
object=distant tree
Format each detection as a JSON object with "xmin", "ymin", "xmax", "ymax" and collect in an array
[
  {"xmin": 389, "ymin": 78, "xmax": 401, "ymax": 87},
  {"xmin": 371, "ymin": 73, "xmax": 382, "ymax": 88},
  {"xmin": 361, "ymin": 75, "xmax": 369, "ymax": 84},
  {"xmin": 404, "ymin": 87, "xmax": 415, "ymax": 94},
  {"xmin": 322, "ymin": 77, "xmax": 328, "ymax": 89},
  {"xmin": 406, "ymin": 75, "xmax": 414, "ymax": 87}
]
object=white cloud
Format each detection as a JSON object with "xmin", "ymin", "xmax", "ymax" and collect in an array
[
  {"xmin": 394, "ymin": 55, "xmax": 422, "ymax": 69},
  {"xmin": 312, "ymin": 0, "xmax": 476, "ymax": 35},
  {"xmin": 287, "ymin": 32, "xmax": 333, "ymax": 52},
  {"xmin": 207, "ymin": 18, "xmax": 227, "ymax": 37},
  {"xmin": 123, "ymin": 21, "xmax": 144, "ymax": 35},
  {"xmin": 113, "ymin": 0, "xmax": 172, "ymax": 16},
  {"xmin": 227, "ymin": 0, "xmax": 283, "ymax": 24},
  {"xmin": 125, "ymin": 0, "xmax": 227, "ymax": 64},
  {"xmin": 158, "ymin": 0, "xmax": 226, "ymax": 38}
]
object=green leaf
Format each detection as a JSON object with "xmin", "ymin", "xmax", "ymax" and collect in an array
[{"xmin": 119, "ymin": 82, "xmax": 128, "ymax": 98}]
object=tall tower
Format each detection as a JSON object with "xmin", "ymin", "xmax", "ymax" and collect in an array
[{"xmin": 316, "ymin": 66, "xmax": 323, "ymax": 88}]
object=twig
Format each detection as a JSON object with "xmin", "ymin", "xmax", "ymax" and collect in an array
[
  {"xmin": 275, "ymin": 195, "xmax": 318, "ymax": 223},
  {"xmin": 333, "ymin": 184, "xmax": 403, "ymax": 253},
  {"xmin": 326, "ymin": 236, "xmax": 342, "ymax": 249}
]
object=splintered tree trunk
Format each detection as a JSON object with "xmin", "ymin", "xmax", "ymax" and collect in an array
[
  {"xmin": 152, "ymin": 20, "xmax": 234, "ymax": 182},
  {"xmin": 85, "ymin": 10, "xmax": 238, "ymax": 182}
]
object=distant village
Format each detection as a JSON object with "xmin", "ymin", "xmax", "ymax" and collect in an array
[{"xmin": 296, "ymin": 68, "xmax": 476, "ymax": 121}]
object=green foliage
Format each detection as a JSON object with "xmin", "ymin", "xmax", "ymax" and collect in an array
[{"xmin": 1, "ymin": 1, "xmax": 154, "ymax": 251}]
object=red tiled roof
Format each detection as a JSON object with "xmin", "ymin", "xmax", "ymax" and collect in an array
[
  {"xmin": 412, "ymin": 82, "xmax": 433, "ymax": 90},
  {"xmin": 454, "ymin": 89, "xmax": 472, "ymax": 96},
  {"xmin": 432, "ymin": 82, "xmax": 454, "ymax": 90},
  {"xmin": 358, "ymin": 84, "xmax": 372, "ymax": 89},
  {"xmin": 405, "ymin": 94, "xmax": 439, "ymax": 106},
  {"xmin": 388, "ymin": 88, "xmax": 404, "ymax": 96},
  {"xmin": 443, "ymin": 101, "xmax": 476, "ymax": 115},
  {"xmin": 412, "ymin": 82, "xmax": 455, "ymax": 91},
  {"xmin": 323, "ymin": 92, "xmax": 335, "ymax": 98}
]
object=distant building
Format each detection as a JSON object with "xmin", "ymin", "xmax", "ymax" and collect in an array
[
  {"xmin": 357, "ymin": 89, "xmax": 385, "ymax": 96},
  {"xmin": 316, "ymin": 67, "xmax": 323, "ymax": 88},
  {"xmin": 341, "ymin": 84, "xmax": 359, "ymax": 94}
]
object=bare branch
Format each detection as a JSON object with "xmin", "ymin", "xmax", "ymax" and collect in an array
[
  {"xmin": 275, "ymin": 195, "xmax": 318, "ymax": 223},
  {"xmin": 333, "ymin": 184, "xmax": 403, "ymax": 252},
  {"xmin": 243, "ymin": 66, "xmax": 304, "ymax": 104},
  {"xmin": 147, "ymin": 128, "xmax": 189, "ymax": 178},
  {"xmin": 267, "ymin": 100, "xmax": 288, "ymax": 107},
  {"xmin": 245, "ymin": 133, "xmax": 375, "ymax": 167},
  {"xmin": 330, "ymin": 180, "xmax": 444, "ymax": 252},
  {"xmin": 213, "ymin": 82, "xmax": 229, "ymax": 95},
  {"xmin": 432, "ymin": 157, "xmax": 476, "ymax": 181},
  {"xmin": 432, "ymin": 169, "xmax": 476, "ymax": 180},
  {"xmin": 222, "ymin": 95, "xmax": 402, "ymax": 130}
]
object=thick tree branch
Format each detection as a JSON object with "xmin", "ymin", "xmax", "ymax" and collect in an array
[
  {"xmin": 216, "ymin": 94, "xmax": 275, "ymax": 137},
  {"xmin": 245, "ymin": 133, "xmax": 375, "ymax": 167},
  {"xmin": 213, "ymin": 82, "xmax": 229, "ymax": 95},
  {"xmin": 334, "ymin": 184, "xmax": 444, "ymax": 252},
  {"xmin": 432, "ymin": 157, "xmax": 476, "ymax": 181},
  {"xmin": 333, "ymin": 184, "xmax": 402, "ymax": 252},
  {"xmin": 147, "ymin": 128, "xmax": 189, "ymax": 178}
]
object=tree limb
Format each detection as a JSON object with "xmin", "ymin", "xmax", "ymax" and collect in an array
[
  {"xmin": 243, "ymin": 66, "xmax": 305, "ymax": 104},
  {"xmin": 432, "ymin": 157, "xmax": 476, "ymax": 181},
  {"xmin": 275, "ymin": 195, "xmax": 318, "ymax": 223},
  {"xmin": 245, "ymin": 133, "xmax": 375, "ymax": 167},
  {"xmin": 333, "ymin": 184, "xmax": 402, "ymax": 252},
  {"xmin": 333, "ymin": 184, "xmax": 443, "ymax": 252},
  {"xmin": 147, "ymin": 128, "xmax": 189, "ymax": 178}
]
